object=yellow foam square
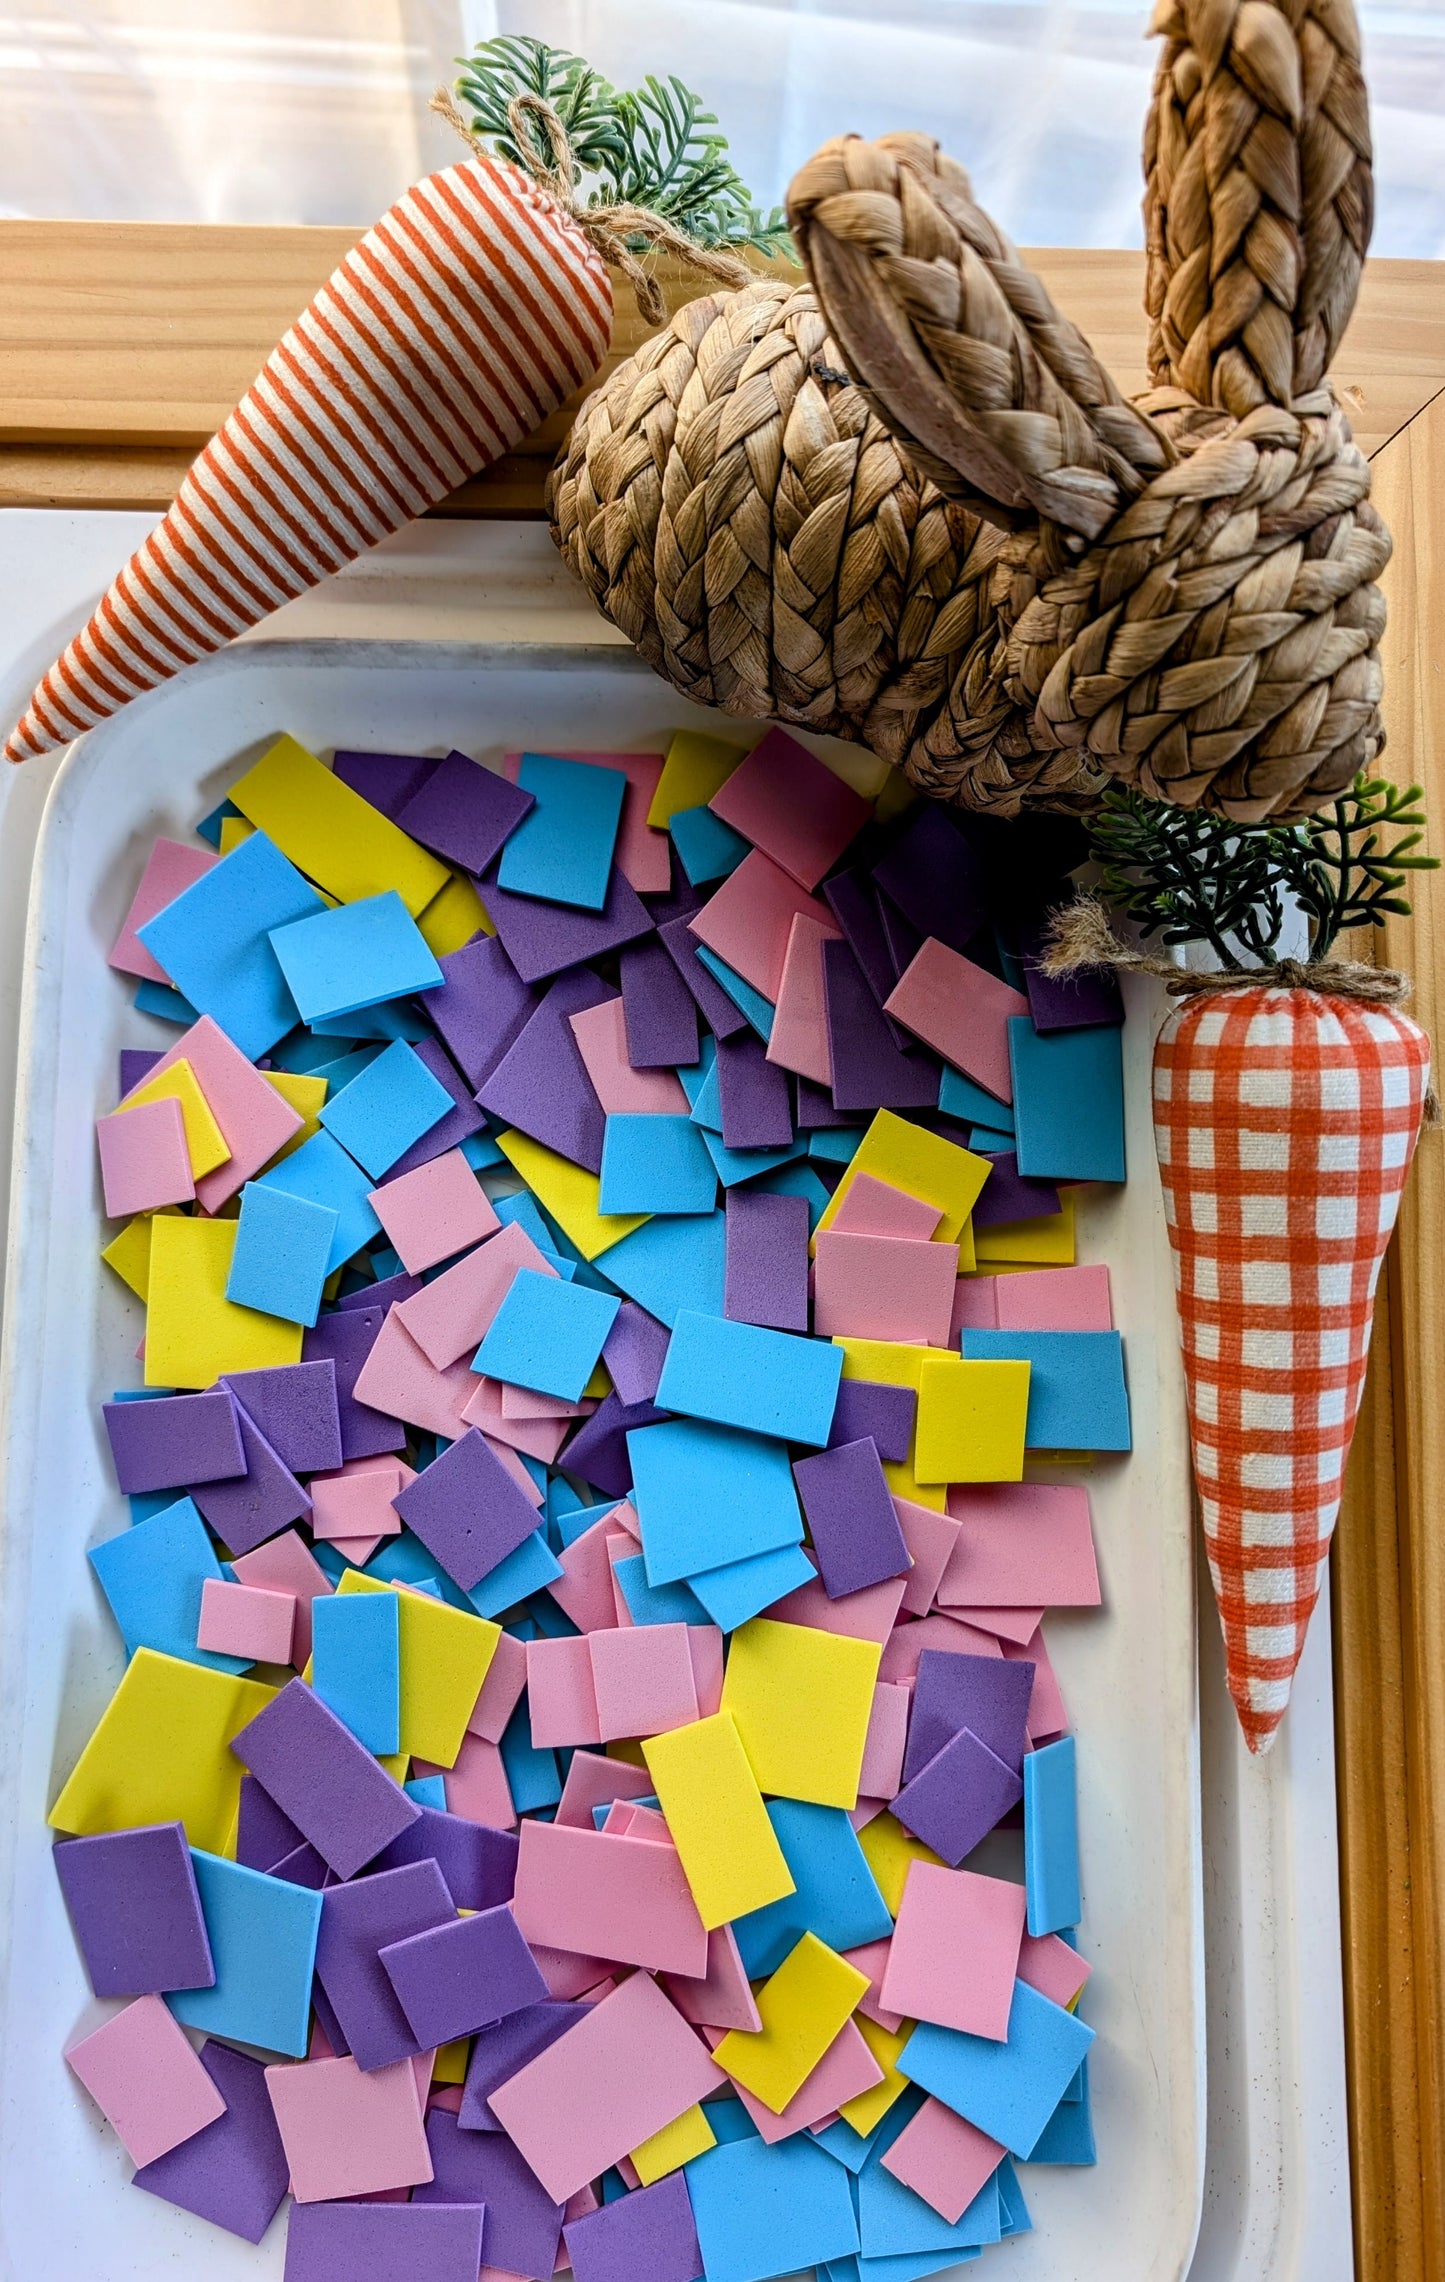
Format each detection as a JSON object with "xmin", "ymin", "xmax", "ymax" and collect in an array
[
  {"xmin": 337, "ymin": 1574, "xmax": 499, "ymax": 1768},
  {"xmin": 496, "ymin": 1129, "xmax": 648, "ymax": 1261},
  {"xmin": 880, "ymin": 1456, "xmax": 947, "ymax": 1512},
  {"xmin": 839, "ymin": 2015, "xmax": 911, "ymax": 2134},
  {"xmin": 834, "ymin": 1338, "xmax": 928, "ymax": 1390},
  {"xmin": 228, "ymin": 734, "xmax": 450, "ymax": 915},
  {"xmin": 647, "ymin": 731, "xmax": 746, "ymax": 828},
  {"xmin": 123, "ymin": 1059, "xmax": 231, "ymax": 1179},
  {"xmin": 101, "ymin": 1206, "xmax": 181, "ymax": 1300},
  {"xmin": 872, "ymin": 770, "xmax": 919, "ymax": 825},
  {"xmin": 721, "ymin": 1619, "xmax": 880, "ymax": 1811},
  {"xmin": 643, "ymin": 1711, "xmax": 796, "ymax": 1930},
  {"xmin": 583, "ymin": 1358, "xmax": 612, "ymax": 1400},
  {"xmin": 714, "ymin": 1933, "xmax": 868, "ymax": 2113},
  {"xmin": 262, "ymin": 1070, "xmax": 328, "ymax": 1164},
  {"xmin": 218, "ymin": 815, "xmax": 256, "ymax": 854},
  {"xmin": 973, "ymin": 1193, "xmax": 1076, "ymax": 1265},
  {"xmin": 49, "ymin": 1648, "xmax": 275, "ymax": 1852},
  {"xmin": 855, "ymin": 1813, "xmax": 942, "ymax": 1915},
  {"xmin": 432, "ymin": 2038, "xmax": 471, "ymax": 2085},
  {"xmin": 146, "ymin": 1216, "xmax": 302, "ymax": 1387},
  {"xmin": 631, "ymin": 2103, "xmax": 716, "ymax": 2184},
  {"xmin": 914, "ymin": 1354, "xmax": 1030, "ymax": 1483},
  {"xmin": 417, "ymin": 871, "xmax": 493, "ymax": 954},
  {"xmin": 813, "ymin": 1112, "xmax": 990, "ymax": 1254}
]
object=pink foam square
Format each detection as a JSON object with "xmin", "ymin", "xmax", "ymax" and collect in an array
[
  {"xmin": 65, "ymin": 1994, "xmax": 226, "ymax": 2166},
  {"xmin": 880, "ymin": 2095, "xmax": 1005, "ymax": 2224},
  {"xmin": 419, "ymin": 1734, "xmax": 516, "ymax": 1829},
  {"xmin": 765, "ymin": 912, "xmax": 835, "ymax": 1088},
  {"xmin": 510, "ymin": 1821, "xmax": 708, "ymax": 1980},
  {"xmin": 688, "ymin": 1624, "xmax": 724, "ymax": 1717},
  {"xmin": 859, "ymin": 1680, "xmax": 910, "ymax": 1800},
  {"xmin": 568, "ymin": 997, "xmax": 689, "ymax": 1114},
  {"xmin": 882, "ymin": 1862, "xmax": 1027, "ymax": 2040},
  {"xmin": 952, "ymin": 1606, "xmax": 1045, "ymax": 1647},
  {"xmin": 549, "ymin": 1513, "xmax": 623, "ymax": 1634},
  {"xmin": 766, "ymin": 1559, "xmax": 907, "ymax": 1645},
  {"xmin": 505, "ymin": 750, "xmax": 669, "ymax": 894},
  {"xmin": 884, "ymin": 941, "xmax": 1029, "ymax": 1105},
  {"xmin": 662, "ymin": 1923, "xmax": 761, "ymax": 2033},
  {"xmin": 940, "ymin": 1484, "xmax": 1099, "ymax": 1608},
  {"xmin": 894, "ymin": 1497, "xmax": 962, "ymax": 1618},
  {"xmin": 1017, "ymin": 1930, "xmax": 1091, "ymax": 2010},
  {"xmin": 231, "ymin": 1528, "xmax": 332, "ymax": 1667},
  {"xmin": 588, "ymin": 1623, "xmax": 699, "ymax": 1741},
  {"xmin": 813, "ymin": 1230, "xmax": 959, "ymax": 1345},
  {"xmin": 555, "ymin": 1752, "xmax": 656, "ymax": 1831},
  {"xmin": 1008, "ymin": 1622, "xmax": 1069, "ymax": 1742},
  {"xmin": 500, "ymin": 1382, "xmax": 590, "ymax": 1421},
  {"xmin": 830, "ymin": 1174, "xmax": 943, "ymax": 1243},
  {"xmin": 109, "ymin": 838, "xmax": 217, "ymax": 984},
  {"xmin": 368, "ymin": 1149, "xmax": 499, "ymax": 1276},
  {"xmin": 467, "ymin": 1629, "xmax": 527, "ymax": 1742},
  {"xmin": 527, "ymin": 1635, "xmax": 603, "ymax": 1747},
  {"xmin": 842, "ymin": 1939, "xmax": 904, "ymax": 2034},
  {"xmin": 309, "ymin": 1461, "xmax": 404, "ymax": 1546},
  {"xmin": 96, "ymin": 1096, "xmax": 195, "ymax": 1217},
  {"xmin": 877, "ymin": 1611, "xmax": 1002, "ymax": 1686},
  {"xmin": 351, "ymin": 1311, "xmax": 478, "ymax": 1439},
  {"xmin": 715, "ymin": 2018, "xmax": 883, "ymax": 2142},
  {"xmin": 950, "ymin": 1274, "xmax": 1001, "ymax": 1337},
  {"xmin": 395, "ymin": 1221, "xmax": 555, "ymax": 1371},
  {"xmin": 687, "ymin": 850, "xmax": 839, "ymax": 1001},
  {"xmin": 707, "ymin": 727, "xmax": 870, "ymax": 892},
  {"xmin": 487, "ymin": 1969, "xmax": 725, "ymax": 2202},
  {"xmin": 994, "ymin": 1263, "xmax": 1114, "ymax": 1331},
  {"xmin": 197, "ymin": 1576, "xmax": 296, "ymax": 1664},
  {"xmin": 460, "ymin": 1375, "xmax": 571, "ymax": 1464},
  {"xmin": 124, "ymin": 1016, "xmax": 302, "ymax": 1212},
  {"xmin": 265, "ymin": 2053, "xmax": 432, "ymax": 2202}
]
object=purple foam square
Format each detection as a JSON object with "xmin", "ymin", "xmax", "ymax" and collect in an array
[
  {"xmin": 657, "ymin": 916, "xmax": 748, "ymax": 1038},
  {"xmin": 332, "ymin": 749, "xmax": 441, "ymax": 819},
  {"xmin": 237, "ymin": 1776, "xmax": 304, "ymax": 1872},
  {"xmin": 316, "ymin": 1859, "xmax": 455, "ymax": 2070},
  {"xmin": 875, "ymin": 886, "xmax": 924, "ymax": 990},
  {"xmin": 458, "ymin": 1999, "xmax": 587, "ymax": 2130},
  {"xmin": 620, "ymin": 938, "xmax": 700, "ymax": 1068},
  {"xmin": 561, "ymin": 1395, "xmax": 669, "ymax": 1498},
  {"xmin": 476, "ymin": 970, "xmax": 611, "ymax": 1173},
  {"xmin": 382, "ymin": 1036, "xmax": 487, "ymax": 1181},
  {"xmin": 379, "ymin": 1901, "xmax": 547, "ymax": 2048},
  {"xmin": 872, "ymin": 805, "xmax": 988, "ymax": 956},
  {"xmin": 792, "ymin": 1438, "xmax": 911, "ymax": 1598},
  {"xmin": 714, "ymin": 1031, "xmax": 793, "ymax": 1150},
  {"xmin": 222, "ymin": 1360, "xmax": 344, "ymax": 1475},
  {"xmin": 828, "ymin": 1378, "xmax": 916, "ymax": 1464},
  {"xmin": 601, "ymin": 1300, "xmax": 671, "ymax": 1406},
  {"xmin": 822, "ymin": 869, "xmax": 896, "ymax": 1011},
  {"xmin": 131, "ymin": 2040, "xmax": 290, "ymax": 2243},
  {"xmin": 231, "ymin": 1679, "xmax": 420, "ymax": 1879},
  {"xmin": 970, "ymin": 1150, "xmax": 1061, "ymax": 1229},
  {"xmin": 395, "ymin": 748, "xmax": 535, "ymax": 875},
  {"xmin": 905, "ymin": 1649, "xmax": 1036, "ymax": 1782},
  {"xmin": 270, "ymin": 1840, "xmax": 334, "ymax": 1890},
  {"xmin": 480, "ymin": 863, "xmax": 652, "ymax": 987},
  {"xmin": 823, "ymin": 937, "xmax": 939, "ymax": 1113},
  {"xmin": 336, "ymin": 1268, "xmax": 425, "ymax": 1311},
  {"xmin": 420, "ymin": 935, "xmax": 539, "ymax": 1092},
  {"xmin": 724, "ymin": 1189, "xmax": 808, "ymax": 1333},
  {"xmin": 190, "ymin": 1402, "xmax": 311, "ymax": 1557},
  {"xmin": 1017, "ymin": 912, "xmax": 1124, "ymax": 1032},
  {"xmin": 310, "ymin": 1977, "xmax": 351, "ymax": 2058},
  {"xmin": 53, "ymin": 1823, "xmax": 214, "ymax": 1996},
  {"xmin": 414, "ymin": 2109, "xmax": 564, "ymax": 2281},
  {"xmin": 102, "ymin": 1390, "xmax": 245, "ymax": 1495},
  {"xmin": 393, "ymin": 1428, "xmax": 540, "ymax": 1593},
  {"xmin": 892, "ymin": 1725, "xmax": 1024, "ymax": 1864},
  {"xmin": 565, "ymin": 2171, "xmax": 704, "ymax": 2282},
  {"xmin": 369, "ymin": 1808, "xmax": 519, "ymax": 1911},
  {"xmin": 302, "ymin": 1307, "xmax": 407, "ymax": 1462},
  {"xmin": 120, "ymin": 1047, "xmax": 163, "ymax": 1094},
  {"xmin": 284, "ymin": 2200, "xmax": 488, "ymax": 2282},
  {"xmin": 795, "ymin": 1076, "xmax": 859, "ymax": 1130}
]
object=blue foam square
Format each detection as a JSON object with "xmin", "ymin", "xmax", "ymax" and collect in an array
[
  {"xmin": 225, "ymin": 1183, "xmax": 336, "ymax": 1326},
  {"xmin": 133, "ymin": 980, "xmax": 200, "ymax": 1026},
  {"xmin": 168, "ymin": 1849, "xmax": 321, "ymax": 2057},
  {"xmin": 1008, "ymin": 1017, "xmax": 1125, "ymax": 1184},
  {"xmin": 702, "ymin": 1130, "xmax": 808, "ymax": 1188},
  {"xmin": 496, "ymin": 753, "xmax": 626, "ymax": 911},
  {"xmin": 462, "ymin": 1131, "xmax": 506, "ymax": 1171},
  {"xmin": 938, "ymin": 1065, "xmax": 1013, "ymax": 1131},
  {"xmin": 900, "ymin": 1981, "xmax": 1096, "ymax": 2158},
  {"xmin": 311, "ymin": 1588, "xmax": 400, "ymax": 1754},
  {"xmin": 499, "ymin": 1694, "xmax": 562, "ymax": 1812},
  {"xmin": 687, "ymin": 1055, "xmax": 724, "ymax": 1134},
  {"xmin": 694, "ymin": 946, "xmax": 775, "ymax": 1040},
  {"xmin": 405, "ymin": 1773, "xmax": 448, "ymax": 1808},
  {"xmin": 857, "ymin": 2250, "xmax": 981, "ymax": 2279},
  {"xmin": 684, "ymin": 2132, "xmax": 860, "ymax": 2282},
  {"xmin": 732, "ymin": 1799, "xmax": 892, "ymax": 1977},
  {"xmin": 317, "ymin": 1038, "xmax": 454, "ymax": 1180},
  {"xmin": 997, "ymin": 2156, "xmax": 1033, "ymax": 2233},
  {"xmin": 670, "ymin": 804, "xmax": 751, "ymax": 886},
  {"xmin": 1024, "ymin": 1734, "xmax": 1080, "ymax": 1934},
  {"xmin": 598, "ymin": 1211, "xmax": 727, "ymax": 1327},
  {"xmin": 137, "ymin": 830, "xmax": 324, "ymax": 1058},
  {"xmin": 687, "ymin": 1540, "xmax": 815, "ymax": 1631},
  {"xmin": 268, "ymin": 891, "xmax": 443, "ymax": 1025},
  {"xmin": 255, "ymin": 1129, "xmax": 381, "ymax": 1274},
  {"xmin": 475, "ymin": 1269, "xmax": 620, "ymax": 1402},
  {"xmin": 970, "ymin": 1125, "xmax": 1015, "ymax": 1151},
  {"xmin": 627, "ymin": 1417, "xmax": 804, "ymax": 1586},
  {"xmin": 958, "ymin": 1329, "xmax": 1131, "ymax": 1451},
  {"xmin": 613, "ymin": 1552, "xmax": 708, "ymax": 1627},
  {"xmin": 656, "ymin": 1309, "xmax": 842, "ymax": 1446},
  {"xmin": 89, "ymin": 1498, "xmax": 247, "ymax": 1675},
  {"xmin": 809, "ymin": 1127, "xmax": 865, "ymax": 1165},
  {"xmin": 1024, "ymin": 2055, "xmax": 1095, "ymax": 2162},
  {"xmin": 599, "ymin": 1113, "xmax": 717, "ymax": 1216},
  {"xmin": 466, "ymin": 1527, "xmax": 564, "ymax": 1618}
]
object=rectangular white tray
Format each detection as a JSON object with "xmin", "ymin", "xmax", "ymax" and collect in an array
[{"xmin": 0, "ymin": 631, "xmax": 1204, "ymax": 2279}]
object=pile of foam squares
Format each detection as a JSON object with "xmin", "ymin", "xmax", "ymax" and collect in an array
[{"xmin": 56, "ymin": 724, "xmax": 1130, "ymax": 2282}]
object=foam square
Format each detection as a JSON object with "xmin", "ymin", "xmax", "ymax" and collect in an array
[
  {"xmin": 714, "ymin": 1931, "xmax": 869, "ymax": 2111},
  {"xmin": 793, "ymin": 1438, "xmax": 912, "ymax": 1598},
  {"xmin": 1008, "ymin": 1017, "xmax": 1125, "ymax": 1184},
  {"xmin": 913, "ymin": 1355, "xmax": 1030, "ymax": 1483},
  {"xmin": 641, "ymin": 1711, "xmax": 795, "ymax": 1930},
  {"xmin": 570, "ymin": 995, "xmax": 690, "ymax": 1113},
  {"xmin": 906, "ymin": 1648, "xmax": 1035, "ymax": 1780},
  {"xmin": 647, "ymin": 729, "xmax": 745, "ymax": 826},
  {"xmin": 393, "ymin": 744, "xmax": 535, "ymax": 872},
  {"xmin": 627, "ymin": 1419, "xmax": 804, "ymax": 1587},
  {"xmin": 231, "ymin": 1678, "xmax": 419, "ymax": 1879},
  {"xmin": 940, "ymin": 1483, "xmax": 1099, "ymax": 1608},
  {"xmin": 121, "ymin": 1058, "xmax": 231, "ymax": 1178},
  {"xmin": 723, "ymin": 1187, "xmax": 809, "ymax": 1332},
  {"xmin": 136, "ymin": 829, "xmax": 326, "ymax": 1059},
  {"xmin": 670, "ymin": 802, "xmax": 750, "ymax": 885},
  {"xmin": 132, "ymin": 1015, "xmax": 305, "ymax": 1212},
  {"xmin": 599, "ymin": 1114, "xmax": 717, "ymax": 1215},
  {"xmin": 880, "ymin": 2096, "xmax": 1006, "ymax": 2226},
  {"xmin": 312, "ymin": 1588, "xmax": 401, "ymax": 1755},
  {"xmin": 165, "ymin": 1848, "xmax": 321, "ymax": 2055},
  {"xmin": 588, "ymin": 1623, "xmax": 698, "ymax": 1741},
  {"xmin": 958, "ymin": 1329, "xmax": 1131, "ymax": 1451},
  {"xmin": 53, "ymin": 1822, "xmax": 215, "ymax": 1998},
  {"xmin": 368, "ymin": 1149, "xmax": 498, "ymax": 1274},
  {"xmin": 337, "ymin": 1572, "xmax": 500, "ymax": 1768},
  {"xmin": 899, "ymin": 1980, "xmax": 1095, "ymax": 2158},
  {"xmin": 315, "ymin": 1038, "xmax": 453, "ymax": 1179},
  {"xmin": 1024, "ymin": 1736, "xmax": 1081, "ymax": 1934},
  {"xmin": 689, "ymin": 850, "xmax": 839, "ymax": 1001},
  {"xmin": 708, "ymin": 726, "xmax": 869, "ymax": 891},
  {"xmin": 309, "ymin": 1458, "xmax": 403, "ymax": 1547},
  {"xmin": 721, "ymin": 1618, "xmax": 880, "ymax": 1809},
  {"xmin": 601, "ymin": 1210, "xmax": 728, "ymax": 1326},
  {"xmin": 65, "ymin": 1993, "xmax": 226, "ymax": 2166},
  {"xmin": 225, "ymin": 1182, "xmax": 337, "ymax": 1326},
  {"xmin": 684, "ymin": 2120, "xmax": 859, "ymax": 2281},
  {"xmin": 813, "ymin": 1230, "xmax": 960, "ymax": 1346},
  {"xmin": 246, "ymin": 1128, "xmax": 376, "ymax": 1285},
  {"xmin": 510, "ymin": 1819, "xmax": 707, "ymax": 1978},
  {"xmin": 504, "ymin": 748, "xmax": 669, "ymax": 893},
  {"xmin": 145, "ymin": 1216, "xmax": 303, "ymax": 1386},
  {"xmin": 476, "ymin": 1269, "xmax": 620, "ymax": 1402},
  {"xmin": 766, "ymin": 910, "xmax": 835, "ymax": 1088},
  {"xmin": 994, "ymin": 1264, "xmax": 1113, "ymax": 1332},
  {"xmin": 885, "ymin": 942, "xmax": 1029, "ymax": 1104},
  {"xmin": 813, "ymin": 1110, "xmax": 990, "ymax": 1251},
  {"xmin": 198, "ymin": 1578, "xmax": 296, "ymax": 1665},
  {"xmin": 393, "ymin": 1426, "xmax": 548, "ymax": 1589},
  {"xmin": 380, "ymin": 1903, "xmax": 548, "ymax": 2048},
  {"xmin": 491, "ymin": 750, "xmax": 625, "ymax": 910},
  {"xmin": 831, "ymin": 1173, "xmax": 944, "ymax": 1242},
  {"xmin": 110, "ymin": 837, "xmax": 218, "ymax": 983},
  {"xmin": 656, "ymin": 1310, "xmax": 842, "ymax": 1446},
  {"xmin": 230, "ymin": 734, "xmax": 449, "ymax": 912},
  {"xmin": 96, "ymin": 1096, "xmax": 195, "ymax": 1217},
  {"xmin": 883, "ymin": 1863, "xmax": 1026, "ymax": 2038},
  {"xmin": 285, "ymin": 2201, "xmax": 488, "ymax": 2282},
  {"xmin": 49, "ymin": 1649, "xmax": 275, "ymax": 1852},
  {"xmin": 265, "ymin": 2053, "xmax": 433, "ymax": 2201},
  {"xmin": 268, "ymin": 893, "xmax": 442, "ymax": 1026},
  {"xmin": 89, "ymin": 1496, "xmax": 246, "ymax": 1674},
  {"xmin": 314, "ymin": 1858, "xmax": 456, "ymax": 2070}
]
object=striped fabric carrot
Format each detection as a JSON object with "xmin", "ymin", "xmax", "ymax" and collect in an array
[{"xmin": 3, "ymin": 154, "xmax": 611, "ymax": 764}]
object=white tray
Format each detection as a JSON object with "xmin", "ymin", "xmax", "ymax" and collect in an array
[{"xmin": 0, "ymin": 630, "xmax": 1205, "ymax": 2279}]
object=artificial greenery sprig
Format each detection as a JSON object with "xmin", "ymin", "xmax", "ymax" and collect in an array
[
  {"xmin": 1089, "ymin": 777, "xmax": 1438, "ymax": 969},
  {"xmin": 455, "ymin": 36, "xmax": 795, "ymax": 260}
]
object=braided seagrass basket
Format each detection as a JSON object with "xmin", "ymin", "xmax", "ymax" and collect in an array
[{"xmin": 548, "ymin": 0, "xmax": 1383, "ymax": 821}]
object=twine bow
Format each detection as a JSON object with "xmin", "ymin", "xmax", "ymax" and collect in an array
[
  {"xmin": 431, "ymin": 87, "xmax": 754, "ymax": 324},
  {"xmin": 1042, "ymin": 892, "xmax": 1415, "ymax": 1004}
]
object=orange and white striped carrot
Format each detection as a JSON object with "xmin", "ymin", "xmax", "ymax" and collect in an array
[
  {"xmin": 4, "ymin": 155, "xmax": 611, "ymax": 764},
  {"xmin": 1153, "ymin": 986, "xmax": 1430, "ymax": 1751}
]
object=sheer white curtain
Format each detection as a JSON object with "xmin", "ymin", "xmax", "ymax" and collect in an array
[{"xmin": 3, "ymin": 0, "xmax": 1445, "ymax": 253}]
